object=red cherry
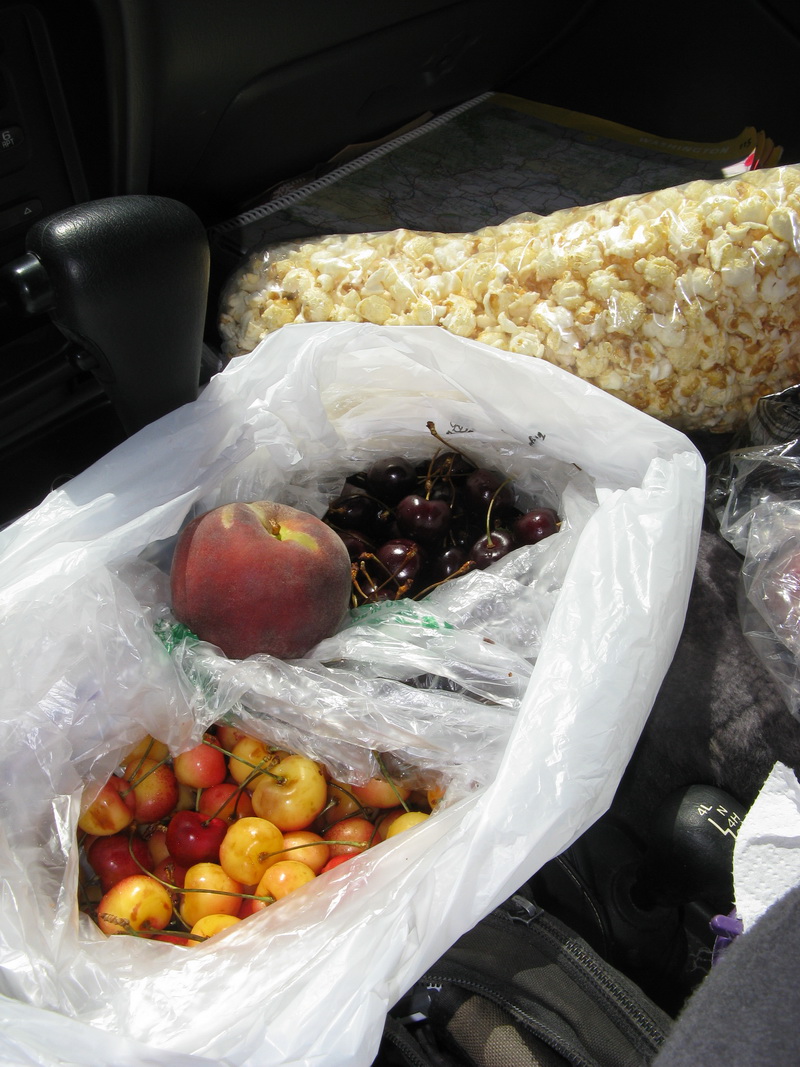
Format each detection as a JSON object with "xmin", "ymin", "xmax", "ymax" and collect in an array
[
  {"xmin": 322, "ymin": 816, "xmax": 375, "ymax": 857},
  {"xmin": 320, "ymin": 854, "xmax": 353, "ymax": 874},
  {"xmin": 165, "ymin": 809, "xmax": 228, "ymax": 867},
  {"xmin": 198, "ymin": 782, "xmax": 255, "ymax": 822},
  {"xmin": 148, "ymin": 931, "xmax": 190, "ymax": 945},
  {"xmin": 152, "ymin": 856, "xmax": 188, "ymax": 904},
  {"xmin": 86, "ymin": 831, "xmax": 153, "ymax": 892}
]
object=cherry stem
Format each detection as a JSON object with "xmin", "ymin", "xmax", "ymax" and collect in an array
[
  {"xmin": 423, "ymin": 456, "xmax": 438, "ymax": 501},
  {"xmin": 257, "ymin": 841, "xmax": 320, "ymax": 862},
  {"xmin": 122, "ymin": 831, "xmax": 274, "ymax": 909},
  {"xmin": 425, "ymin": 421, "xmax": 474, "ymax": 467},
  {"xmin": 484, "ymin": 477, "xmax": 513, "ymax": 548},
  {"xmin": 374, "ymin": 752, "xmax": 411, "ymax": 812},
  {"xmin": 424, "ymin": 450, "xmax": 466, "ymax": 491},
  {"xmin": 122, "ymin": 736, "xmax": 160, "ymax": 786},
  {"xmin": 97, "ymin": 914, "xmax": 146, "ymax": 935},
  {"xmin": 423, "ymin": 422, "xmax": 478, "ymax": 500},
  {"xmin": 96, "ymin": 917, "xmax": 214, "ymax": 943},
  {"xmin": 351, "ymin": 557, "xmax": 410, "ymax": 606},
  {"xmin": 204, "ymin": 739, "xmax": 284, "ymax": 782},
  {"xmin": 321, "ymin": 782, "xmax": 368, "ymax": 820},
  {"xmin": 119, "ymin": 752, "xmax": 174, "ymax": 799},
  {"xmin": 318, "ymin": 840, "xmax": 370, "ymax": 851},
  {"xmin": 362, "ymin": 551, "xmax": 415, "ymax": 590},
  {"xmin": 208, "ymin": 781, "xmax": 253, "ymax": 823},
  {"xmin": 350, "ymin": 562, "xmax": 374, "ymax": 604},
  {"xmin": 412, "ymin": 559, "xmax": 475, "ymax": 600}
]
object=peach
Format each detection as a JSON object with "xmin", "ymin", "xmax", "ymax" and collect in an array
[{"xmin": 170, "ymin": 500, "xmax": 352, "ymax": 660}]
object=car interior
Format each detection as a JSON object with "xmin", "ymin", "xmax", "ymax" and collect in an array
[
  {"xmin": 2, "ymin": 0, "xmax": 800, "ymax": 1059},
  {"xmin": 4, "ymin": 0, "xmax": 800, "ymax": 526}
]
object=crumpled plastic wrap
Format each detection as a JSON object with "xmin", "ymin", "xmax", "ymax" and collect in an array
[
  {"xmin": 131, "ymin": 473, "xmax": 594, "ymax": 790},
  {"xmin": 221, "ymin": 166, "xmax": 800, "ymax": 434},
  {"xmin": 709, "ymin": 385, "xmax": 800, "ymax": 717},
  {"xmin": 0, "ymin": 322, "xmax": 704, "ymax": 1067}
]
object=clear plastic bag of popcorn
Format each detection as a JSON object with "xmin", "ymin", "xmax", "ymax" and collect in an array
[{"xmin": 220, "ymin": 166, "xmax": 800, "ymax": 434}]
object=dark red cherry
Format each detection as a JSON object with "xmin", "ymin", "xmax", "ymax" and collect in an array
[
  {"xmin": 469, "ymin": 528, "xmax": 516, "ymax": 569},
  {"xmin": 86, "ymin": 832, "xmax": 153, "ymax": 893},
  {"xmin": 324, "ymin": 490, "xmax": 392, "ymax": 538},
  {"xmin": 375, "ymin": 539, "xmax": 425, "ymax": 587},
  {"xmin": 365, "ymin": 456, "xmax": 418, "ymax": 505},
  {"xmin": 351, "ymin": 556, "xmax": 396, "ymax": 605},
  {"xmin": 336, "ymin": 528, "xmax": 376, "ymax": 560},
  {"xmin": 464, "ymin": 469, "xmax": 515, "ymax": 516},
  {"xmin": 395, "ymin": 494, "xmax": 452, "ymax": 544},
  {"xmin": 426, "ymin": 451, "xmax": 476, "ymax": 479},
  {"xmin": 512, "ymin": 507, "xmax": 559, "ymax": 545},
  {"xmin": 427, "ymin": 545, "xmax": 474, "ymax": 584}
]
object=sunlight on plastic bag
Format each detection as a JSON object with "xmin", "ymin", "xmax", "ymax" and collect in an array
[{"xmin": 0, "ymin": 323, "xmax": 704, "ymax": 1067}]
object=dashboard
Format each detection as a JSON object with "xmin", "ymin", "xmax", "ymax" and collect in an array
[{"xmin": 0, "ymin": 0, "xmax": 798, "ymax": 525}]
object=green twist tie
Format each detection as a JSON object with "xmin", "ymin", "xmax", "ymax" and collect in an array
[{"xmin": 154, "ymin": 619, "xmax": 199, "ymax": 654}]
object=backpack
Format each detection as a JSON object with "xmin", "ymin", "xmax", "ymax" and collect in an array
[{"xmin": 375, "ymin": 892, "xmax": 673, "ymax": 1067}]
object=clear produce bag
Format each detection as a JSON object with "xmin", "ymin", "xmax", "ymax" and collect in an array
[
  {"xmin": 0, "ymin": 322, "xmax": 704, "ymax": 1067},
  {"xmin": 708, "ymin": 384, "xmax": 800, "ymax": 718}
]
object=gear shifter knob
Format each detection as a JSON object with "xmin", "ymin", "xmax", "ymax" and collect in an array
[
  {"xmin": 636, "ymin": 784, "xmax": 746, "ymax": 912},
  {"xmin": 18, "ymin": 195, "xmax": 210, "ymax": 434}
]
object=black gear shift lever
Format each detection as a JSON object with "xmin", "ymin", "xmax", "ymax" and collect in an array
[{"xmin": 5, "ymin": 195, "xmax": 210, "ymax": 434}]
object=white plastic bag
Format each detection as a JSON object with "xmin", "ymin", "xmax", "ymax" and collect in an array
[{"xmin": 0, "ymin": 322, "xmax": 704, "ymax": 1067}]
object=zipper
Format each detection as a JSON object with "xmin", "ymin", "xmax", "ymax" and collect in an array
[
  {"xmin": 415, "ymin": 895, "xmax": 669, "ymax": 1067},
  {"xmin": 556, "ymin": 935, "xmax": 667, "ymax": 1046},
  {"xmin": 380, "ymin": 1019, "xmax": 434, "ymax": 1067},
  {"xmin": 500, "ymin": 895, "xmax": 668, "ymax": 1050},
  {"xmin": 419, "ymin": 970, "xmax": 595, "ymax": 1067}
]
